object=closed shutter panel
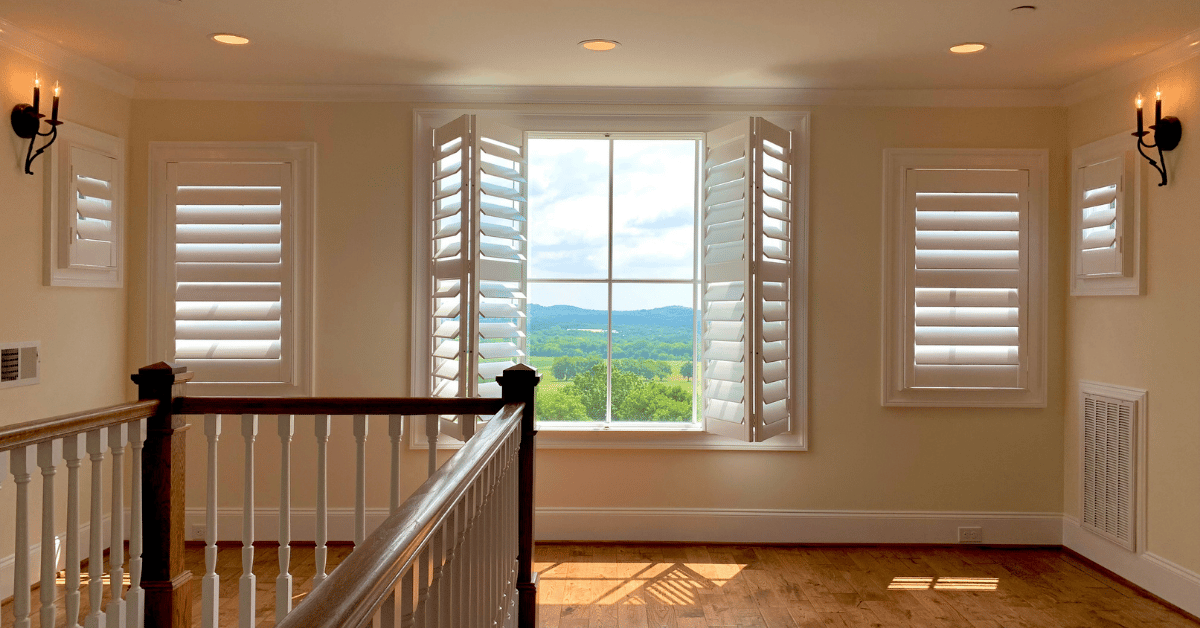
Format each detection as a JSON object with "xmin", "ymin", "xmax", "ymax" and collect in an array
[
  {"xmin": 168, "ymin": 162, "xmax": 293, "ymax": 385},
  {"xmin": 907, "ymin": 169, "xmax": 1027, "ymax": 390},
  {"xmin": 701, "ymin": 118, "xmax": 793, "ymax": 443},
  {"xmin": 1077, "ymin": 156, "xmax": 1131, "ymax": 277},
  {"xmin": 66, "ymin": 146, "xmax": 118, "ymax": 270}
]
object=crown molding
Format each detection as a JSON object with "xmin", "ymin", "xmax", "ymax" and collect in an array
[
  {"xmin": 0, "ymin": 17, "xmax": 135, "ymax": 97},
  {"xmin": 1062, "ymin": 25, "xmax": 1200, "ymax": 106},
  {"xmin": 135, "ymin": 81, "xmax": 1064, "ymax": 107}
]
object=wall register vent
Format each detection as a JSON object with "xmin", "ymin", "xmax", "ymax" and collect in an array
[
  {"xmin": 1080, "ymin": 381, "xmax": 1146, "ymax": 551},
  {"xmin": 0, "ymin": 342, "xmax": 40, "ymax": 389}
]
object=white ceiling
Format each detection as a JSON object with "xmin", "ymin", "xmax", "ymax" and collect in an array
[{"xmin": 1, "ymin": 0, "xmax": 1199, "ymax": 89}]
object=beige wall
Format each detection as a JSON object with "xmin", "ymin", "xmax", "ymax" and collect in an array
[
  {"xmin": 127, "ymin": 100, "xmax": 1069, "ymax": 519},
  {"xmin": 1066, "ymin": 56, "xmax": 1200, "ymax": 573}
]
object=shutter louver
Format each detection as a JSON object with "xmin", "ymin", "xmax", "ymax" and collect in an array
[
  {"xmin": 169, "ymin": 161, "xmax": 292, "ymax": 385},
  {"xmin": 66, "ymin": 146, "xmax": 118, "ymax": 270},
  {"xmin": 702, "ymin": 118, "xmax": 793, "ymax": 442},
  {"xmin": 1081, "ymin": 390, "xmax": 1137, "ymax": 551},
  {"xmin": 1077, "ymin": 156, "xmax": 1130, "ymax": 278},
  {"xmin": 907, "ymin": 169, "xmax": 1028, "ymax": 391}
]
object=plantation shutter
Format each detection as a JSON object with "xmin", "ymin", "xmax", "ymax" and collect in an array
[
  {"xmin": 906, "ymin": 168, "xmax": 1028, "ymax": 390},
  {"xmin": 429, "ymin": 115, "xmax": 528, "ymax": 440},
  {"xmin": 167, "ymin": 161, "xmax": 293, "ymax": 385},
  {"xmin": 65, "ymin": 146, "xmax": 118, "ymax": 270},
  {"xmin": 1077, "ymin": 155, "xmax": 1132, "ymax": 277},
  {"xmin": 701, "ymin": 118, "xmax": 793, "ymax": 443}
]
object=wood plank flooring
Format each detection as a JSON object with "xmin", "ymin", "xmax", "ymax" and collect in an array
[{"xmin": 3, "ymin": 542, "xmax": 1196, "ymax": 627}]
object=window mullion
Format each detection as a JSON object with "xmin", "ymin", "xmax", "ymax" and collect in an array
[{"xmin": 605, "ymin": 138, "xmax": 615, "ymax": 425}]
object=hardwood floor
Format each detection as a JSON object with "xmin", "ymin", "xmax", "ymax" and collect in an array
[{"xmin": 3, "ymin": 542, "xmax": 1196, "ymax": 627}]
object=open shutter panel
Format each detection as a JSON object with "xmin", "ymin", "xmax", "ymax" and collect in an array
[
  {"xmin": 751, "ymin": 118, "xmax": 793, "ymax": 441},
  {"xmin": 472, "ymin": 118, "xmax": 528, "ymax": 402},
  {"xmin": 1077, "ymin": 155, "xmax": 1131, "ymax": 278},
  {"xmin": 66, "ymin": 146, "xmax": 118, "ymax": 270},
  {"xmin": 169, "ymin": 161, "xmax": 293, "ymax": 385},
  {"xmin": 907, "ymin": 168, "xmax": 1028, "ymax": 391},
  {"xmin": 701, "ymin": 120, "xmax": 753, "ymax": 441},
  {"xmin": 430, "ymin": 115, "xmax": 474, "ymax": 440}
]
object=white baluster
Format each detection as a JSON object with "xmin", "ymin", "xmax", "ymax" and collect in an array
[
  {"xmin": 313, "ymin": 415, "xmax": 330, "ymax": 586},
  {"xmin": 276, "ymin": 415, "xmax": 294, "ymax": 621},
  {"xmin": 425, "ymin": 415, "xmax": 438, "ymax": 477},
  {"xmin": 427, "ymin": 526, "xmax": 443, "ymax": 628},
  {"xmin": 106, "ymin": 424, "xmax": 128, "ymax": 628},
  {"xmin": 239, "ymin": 415, "xmax": 258, "ymax": 628},
  {"xmin": 400, "ymin": 568, "xmax": 415, "ymax": 628},
  {"xmin": 37, "ymin": 439, "xmax": 63, "ymax": 628},
  {"xmin": 11, "ymin": 446, "xmax": 34, "ymax": 628},
  {"xmin": 128, "ymin": 419, "xmax": 147, "ymax": 628},
  {"xmin": 85, "ymin": 430, "xmax": 107, "ymax": 628},
  {"xmin": 389, "ymin": 415, "xmax": 403, "ymax": 513},
  {"xmin": 353, "ymin": 415, "xmax": 368, "ymax": 545},
  {"xmin": 63, "ymin": 435, "xmax": 84, "ymax": 628},
  {"xmin": 202, "ymin": 415, "xmax": 222, "ymax": 628},
  {"xmin": 416, "ymin": 547, "xmax": 430, "ymax": 628}
]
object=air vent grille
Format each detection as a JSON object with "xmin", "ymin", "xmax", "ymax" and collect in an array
[
  {"xmin": 0, "ymin": 343, "xmax": 39, "ymax": 389},
  {"xmin": 1081, "ymin": 385, "xmax": 1139, "ymax": 551},
  {"xmin": 1, "ymin": 349, "xmax": 18, "ymax": 382}
]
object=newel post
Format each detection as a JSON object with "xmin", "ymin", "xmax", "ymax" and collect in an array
[
  {"xmin": 131, "ymin": 362, "xmax": 194, "ymax": 628},
  {"xmin": 497, "ymin": 364, "xmax": 540, "ymax": 628}
]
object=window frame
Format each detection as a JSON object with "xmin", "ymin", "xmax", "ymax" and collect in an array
[
  {"xmin": 412, "ymin": 109, "xmax": 810, "ymax": 451},
  {"xmin": 881, "ymin": 148, "xmax": 1048, "ymax": 408},
  {"xmin": 148, "ymin": 142, "xmax": 316, "ymax": 396},
  {"xmin": 1070, "ymin": 131, "xmax": 1144, "ymax": 296}
]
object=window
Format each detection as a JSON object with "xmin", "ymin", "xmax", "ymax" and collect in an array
[
  {"xmin": 1071, "ymin": 132, "xmax": 1143, "ymax": 296},
  {"xmin": 46, "ymin": 123, "xmax": 125, "ymax": 288},
  {"xmin": 414, "ymin": 111, "xmax": 808, "ymax": 448},
  {"xmin": 149, "ymin": 143, "xmax": 315, "ymax": 396},
  {"xmin": 882, "ymin": 149, "xmax": 1047, "ymax": 407}
]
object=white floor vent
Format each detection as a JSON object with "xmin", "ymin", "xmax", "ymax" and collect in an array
[
  {"xmin": 0, "ymin": 342, "xmax": 40, "ymax": 390},
  {"xmin": 1080, "ymin": 381, "xmax": 1146, "ymax": 552}
]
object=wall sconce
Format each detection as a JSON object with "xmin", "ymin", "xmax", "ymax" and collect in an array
[
  {"xmin": 10, "ymin": 73, "xmax": 62, "ymax": 175},
  {"xmin": 1134, "ymin": 88, "xmax": 1182, "ymax": 187}
]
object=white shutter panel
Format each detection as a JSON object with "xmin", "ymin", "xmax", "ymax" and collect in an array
[
  {"xmin": 168, "ymin": 161, "xmax": 292, "ymax": 385},
  {"xmin": 907, "ymin": 169, "xmax": 1027, "ymax": 391},
  {"xmin": 429, "ymin": 116, "xmax": 529, "ymax": 441},
  {"xmin": 1077, "ymin": 156, "xmax": 1131, "ymax": 278},
  {"xmin": 702, "ymin": 118, "xmax": 793, "ymax": 443},
  {"xmin": 66, "ymin": 146, "xmax": 118, "ymax": 270}
]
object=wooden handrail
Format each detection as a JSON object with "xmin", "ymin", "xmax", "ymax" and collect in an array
[
  {"xmin": 175, "ymin": 396, "xmax": 507, "ymax": 416},
  {"xmin": 0, "ymin": 400, "xmax": 159, "ymax": 451},
  {"xmin": 275, "ymin": 402, "xmax": 526, "ymax": 628}
]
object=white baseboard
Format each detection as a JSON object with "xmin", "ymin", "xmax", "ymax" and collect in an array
[
  {"xmin": 187, "ymin": 506, "xmax": 1064, "ymax": 545},
  {"xmin": 0, "ymin": 512, "xmax": 121, "ymax": 599},
  {"xmin": 1063, "ymin": 516, "xmax": 1200, "ymax": 618}
]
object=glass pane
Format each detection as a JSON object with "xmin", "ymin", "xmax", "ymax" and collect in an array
[
  {"xmin": 528, "ymin": 138, "xmax": 609, "ymax": 279},
  {"xmin": 609, "ymin": 283, "xmax": 697, "ymax": 423},
  {"xmin": 527, "ymin": 282, "xmax": 608, "ymax": 422},
  {"xmin": 612, "ymin": 139, "xmax": 697, "ymax": 279}
]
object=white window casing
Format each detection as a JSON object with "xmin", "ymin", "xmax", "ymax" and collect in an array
[
  {"xmin": 882, "ymin": 149, "xmax": 1047, "ymax": 408},
  {"xmin": 1071, "ymin": 131, "xmax": 1144, "ymax": 296},
  {"xmin": 149, "ymin": 143, "xmax": 315, "ymax": 396},
  {"xmin": 413, "ymin": 110, "xmax": 808, "ymax": 450},
  {"xmin": 45, "ymin": 123, "xmax": 125, "ymax": 288}
]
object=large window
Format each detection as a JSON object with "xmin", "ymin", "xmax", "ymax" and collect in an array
[
  {"xmin": 416, "ymin": 112, "xmax": 808, "ymax": 447},
  {"xmin": 882, "ymin": 149, "xmax": 1047, "ymax": 407},
  {"xmin": 149, "ymin": 143, "xmax": 315, "ymax": 396}
]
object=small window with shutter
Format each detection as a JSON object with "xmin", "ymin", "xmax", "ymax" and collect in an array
[
  {"xmin": 150, "ymin": 143, "xmax": 315, "ymax": 395},
  {"xmin": 46, "ymin": 124, "xmax": 124, "ymax": 288},
  {"xmin": 1071, "ymin": 132, "xmax": 1142, "ymax": 296},
  {"xmin": 883, "ymin": 149, "xmax": 1047, "ymax": 407}
]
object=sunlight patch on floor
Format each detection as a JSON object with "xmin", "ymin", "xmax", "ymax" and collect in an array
[
  {"xmin": 537, "ymin": 561, "xmax": 747, "ymax": 606},
  {"xmin": 887, "ymin": 576, "xmax": 999, "ymax": 591}
]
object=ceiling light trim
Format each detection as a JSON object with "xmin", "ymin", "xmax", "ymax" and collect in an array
[
  {"xmin": 0, "ymin": 17, "xmax": 136, "ymax": 97},
  {"xmin": 1062, "ymin": 24, "xmax": 1200, "ymax": 105}
]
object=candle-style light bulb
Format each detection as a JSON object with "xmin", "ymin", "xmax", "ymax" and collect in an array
[
  {"xmin": 1136, "ymin": 93, "xmax": 1144, "ymax": 135},
  {"xmin": 1155, "ymin": 86, "xmax": 1162, "ymax": 125},
  {"xmin": 51, "ymin": 81, "xmax": 60, "ymax": 123},
  {"xmin": 32, "ymin": 73, "xmax": 40, "ymax": 114}
]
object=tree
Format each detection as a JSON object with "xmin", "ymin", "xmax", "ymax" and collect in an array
[
  {"xmin": 679, "ymin": 361, "xmax": 693, "ymax": 379},
  {"xmin": 572, "ymin": 363, "xmax": 644, "ymax": 421},
  {"xmin": 618, "ymin": 382, "xmax": 692, "ymax": 421},
  {"xmin": 536, "ymin": 387, "xmax": 588, "ymax": 421}
]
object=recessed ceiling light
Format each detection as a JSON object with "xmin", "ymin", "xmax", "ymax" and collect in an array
[
  {"xmin": 211, "ymin": 33, "xmax": 250, "ymax": 45},
  {"xmin": 949, "ymin": 43, "xmax": 988, "ymax": 54},
  {"xmin": 580, "ymin": 39, "xmax": 619, "ymax": 52}
]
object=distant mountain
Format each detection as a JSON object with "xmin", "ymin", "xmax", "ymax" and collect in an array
[{"xmin": 528, "ymin": 304, "xmax": 694, "ymax": 333}]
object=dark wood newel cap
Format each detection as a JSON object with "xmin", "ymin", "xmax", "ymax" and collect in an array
[
  {"xmin": 131, "ymin": 361, "xmax": 189, "ymax": 385},
  {"xmin": 496, "ymin": 363, "xmax": 541, "ymax": 384}
]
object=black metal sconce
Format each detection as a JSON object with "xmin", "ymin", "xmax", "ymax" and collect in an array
[
  {"xmin": 10, "ymin": 73, "xmax": 62, "ymax": 175},
  {"xmin": 1134, "ymin": 88, "xmax": 1182, "ymax": 187}
]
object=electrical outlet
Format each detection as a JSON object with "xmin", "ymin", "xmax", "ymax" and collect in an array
[
  {"xmin": 958, "ymin": 526, "xmax": 983, "ymax": 544},
  {"xmin": 190, "ymin": 524, "xmax": 205, "ymax": 540}
]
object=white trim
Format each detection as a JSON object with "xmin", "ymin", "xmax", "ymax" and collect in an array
[
  {"xmin": 881, "ymin": 148, "xmax": 1049, "ymax": 408},
  {"xmin": 0, "ymin": 17, "xmax": 135, "ymax": 97},
  {"xmin": 1063, "ymin": 515, "xmax": 1200, "ymax": 618},
  {"xmin": 136, "ymin": 82, "xmax": 1064, "ymax": 107},
  {"xmin": 1070, "ymin": 132, "xmax": 1145, "ymax": 296},
  {"xmin": 146, "ymin": 141, "xmax": 317, "ymax": 396},
  {"xmin": 1063, "ymin": 26, "xmax": 1200, "ymax": 106},
  {"xmin": 1078, "ymin": 381, "xmax": 1148, "ymax": 552}
]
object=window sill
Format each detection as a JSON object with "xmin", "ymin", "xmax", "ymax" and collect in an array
[{"xmin": 410, "ymin": 418, "xmax": 807, "ymax": 451}]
